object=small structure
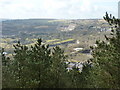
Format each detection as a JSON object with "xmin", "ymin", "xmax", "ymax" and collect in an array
[
  {"xmin": 66, "ymin": 62, "xmax": 84, "ymax": 72},
  {"xmin": 3, "ymin": 52, "xmax": 8, "ymax": 55},
  {"xmin": 76, "ymin": 40, "xmax": 80, "ymax": 44},
  {"xmin": 73, "ymin": 48, "xmax": 83, "ymax": 52},
  {"xmin": 93, "ymin": 44, "xmax": 97, "ymax": 47}
]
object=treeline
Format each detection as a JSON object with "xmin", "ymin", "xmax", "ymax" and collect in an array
[
  {"xmin": 2, "ymin": 38, "xmax": 88, "ymax": 88},
  {"xmin": 1, "ymin": 13, "xmax": 120, "ymax": 88}
]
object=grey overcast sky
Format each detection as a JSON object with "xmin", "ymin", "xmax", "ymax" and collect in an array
[{"xmin": 0, "ymin": 0, "xmax": 119, "ymax": 19}]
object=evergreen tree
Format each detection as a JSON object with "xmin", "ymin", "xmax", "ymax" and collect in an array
[
  {"xmin": 1, "ymin": 48, "xmax": 16, "ymax": 88},
  {"xmin": 2, "ymin": 38, "xmax": 69, "ymax": 88},
  {"xmin": 88, "ymin": 13, "xmax": 120, "ymax": 88},
  {"xmin": 48, "ymin": 46, "xmax": 68, "ymax": 88}
]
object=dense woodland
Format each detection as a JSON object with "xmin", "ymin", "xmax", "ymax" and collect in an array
[{"xmin": 1, "ymin": 13, "xmax": 120, "ymax": 88}]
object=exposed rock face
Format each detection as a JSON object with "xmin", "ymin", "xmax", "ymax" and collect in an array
[{"xmin": 58, "ymin": 24, "xmax": 76, "ymax": 32}]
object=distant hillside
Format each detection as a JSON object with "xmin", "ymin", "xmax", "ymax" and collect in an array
[
  {"xmin": 0, "ymin": 19, "xmax": 11, "ymax": 22},
  {"xmin": 1, "ymin": 19, "xmax": 110, "ymax": 63},
  {"xmin": 2, "ymin": 19, "xmax": 109, "ymax": 36},
  {"xmin": 2, "ymin": 19, "xmax": 60, "ymax": 35}
]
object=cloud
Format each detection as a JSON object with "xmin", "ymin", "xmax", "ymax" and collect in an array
[{"xmin": 0, "ymin": 0, "xmax": 119, "ymax": 19}]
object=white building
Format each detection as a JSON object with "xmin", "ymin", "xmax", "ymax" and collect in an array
[
  {"xmin": 3, "ymin": 52, "xmax": 7, "ymax": 55},
  {"xmin": 73, "ymin": 48, "xmax": 83, "ymax": 52},
  {"xmin": 93, "ymin": 44, "xmax": 98, "ymax": 47},
  {"xmin": 76, "ymin": 40, "xmax": 80, "ymax": 44}
]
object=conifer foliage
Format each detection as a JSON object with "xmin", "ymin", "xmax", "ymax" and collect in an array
[
  {"xmin": 2, "ymin": 38, "xmax": 68, "ymax": 88},
  {"xmin": 88, "ymin": 13, "xmax": 120, "ymax": 88}
]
